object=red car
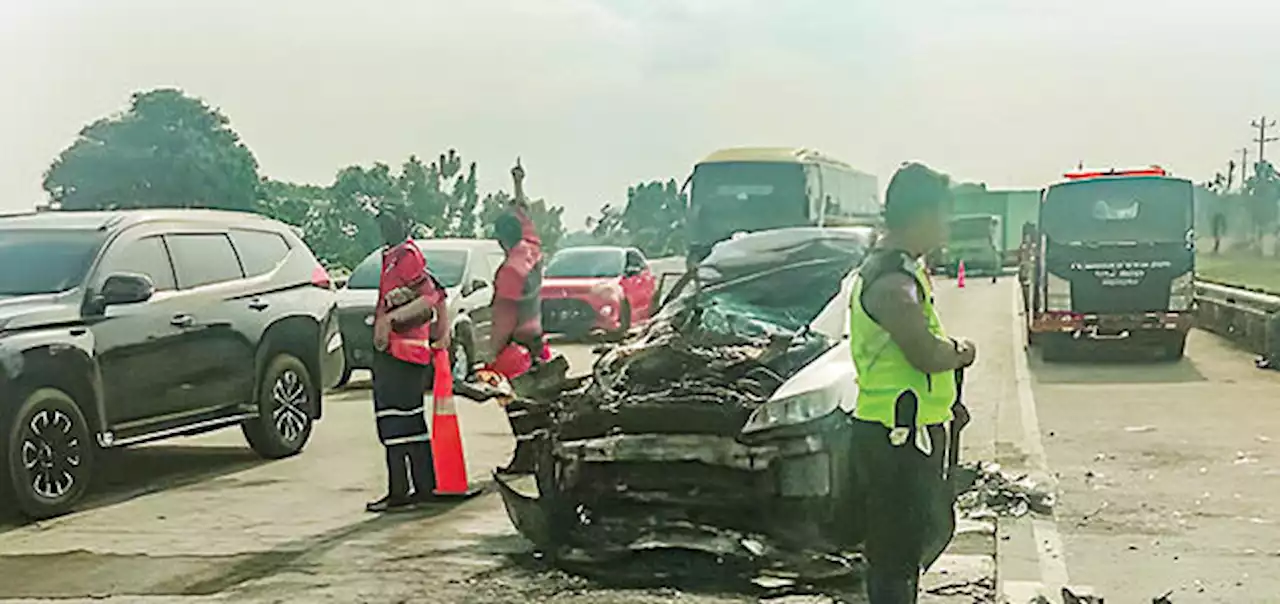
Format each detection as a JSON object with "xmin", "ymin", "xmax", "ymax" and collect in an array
[{"xmin": 540, "ymin": 246, "xmax": 656, "ymax": 338}]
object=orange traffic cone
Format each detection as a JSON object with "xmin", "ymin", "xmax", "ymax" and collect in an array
[
  {"xmin": 957, "ymin": 260, "xmax": 966, "ymax": 288},
  {"xmin": 430, "ymin": 348, "xmax": 482, "ymax": 498}
]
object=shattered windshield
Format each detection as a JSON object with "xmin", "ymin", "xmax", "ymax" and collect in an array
[{"xmin": 663, "ymin": 227, "xmax": 873, "ymax": 340}]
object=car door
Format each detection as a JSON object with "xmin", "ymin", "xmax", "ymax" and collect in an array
[
  {"xmin": 622, "ymin": 250, "xmax": 656, "ymax": 323},
  {"xmin": 88, "ymin": 229, "xmax": 194, "ymax": 426},
  {"xmin": 163, "ymin": 231, "xmax": 256, "ymax": 415}
]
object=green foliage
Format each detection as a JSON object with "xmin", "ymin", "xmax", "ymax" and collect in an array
[
  {"xmin": 1243, "ymin": 160, "xmax": 1280, "ymax": 239},
  {"xmin": 43, "ymin": 89, "xmax": 261, "ymax": 211},
  {"xmin": 478, "ymin": 191, "xmax": 567, "ymax": 253},
  {"xmin": 43, "ymin": 88, "xmax": 568, "ymax": 272},
  {"xmin": 587, "ymin": 179, "xmax": 687, "ymax": 257}
]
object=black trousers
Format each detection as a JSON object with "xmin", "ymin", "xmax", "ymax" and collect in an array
[
  {"xmin": 372, "ymin": 352, "xmax": 436, "ymax": 498},
  {"xmin": 851, "ymin": 418, "xmax": 951, "ymax": 604}
]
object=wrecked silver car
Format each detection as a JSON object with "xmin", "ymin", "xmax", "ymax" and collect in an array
[{"xmin": 496, "ymin": 227, "xmax": 877, "ymax": 577}]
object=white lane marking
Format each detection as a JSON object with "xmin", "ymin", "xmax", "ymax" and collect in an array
[{"xmin": 1007, "ymin": 284, "xmax": 1072, "ymax": 593}]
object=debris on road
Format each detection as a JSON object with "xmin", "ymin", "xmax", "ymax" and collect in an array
[
  {"xmin": 1152, "ymin": 590, "xmax": 1174, "ymax": 604},
  {"xmin": 1061, "ymin": 586, "xmax": 1105, "ymax": 603},
  {"xmin": 1125, "ymin": 425, "xmax": 1157, "ymax": 433},
  {"xmin": 955, "ymin": 461, "xmax": 1056, "ymax": 519},
  {"xmin": 923, "ymin": 576, "xmax": 995, "ymax": 598}
]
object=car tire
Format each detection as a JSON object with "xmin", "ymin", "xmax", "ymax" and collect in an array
[
  {"xmin": 334, "ymin": 358, "xmax": 354, "ymax": 389},
  {"xmin": 1, "ymin": 387, "xmax": 95, "ymax": 520},
  {"xmin": 611, "ymin": 301, "xmax": 632, "ymax": 341},
  {"xmin": 243, "ymin": 354, "xmax": 317, "ymax": 460}
]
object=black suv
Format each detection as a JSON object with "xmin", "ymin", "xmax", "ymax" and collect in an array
[{"xmin": 0, "ymin": 210, "xmax": 344, "ymax": 519}]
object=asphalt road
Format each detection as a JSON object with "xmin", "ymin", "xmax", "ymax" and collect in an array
[{"xmin": 0, "ymin": 279, "xmax": 1273, "ymax": 603}]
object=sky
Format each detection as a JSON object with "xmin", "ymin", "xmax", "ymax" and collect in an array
[{"xmin": 2, "ymin": 0, "xmax": 1279, "ymax": 228}]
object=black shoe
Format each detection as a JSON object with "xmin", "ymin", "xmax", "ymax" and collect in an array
[
  {"xmin": 366, "ymin": 494, "xmax": 416, "ymax": 513},
  {"xmin": 496, "ymin": 450, "xmax": 537, "ymax": 475}
]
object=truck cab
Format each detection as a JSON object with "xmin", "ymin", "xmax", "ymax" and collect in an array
[
  {"xmin": 1026, "ymin": 167, "xmax": 1196, "ymax": 361},
  {"xmin": 943, "ymin": 214, "xmax": 1002, "ymax": 280}
]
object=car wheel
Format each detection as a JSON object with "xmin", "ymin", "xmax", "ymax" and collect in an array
[
  {"xmin": 2, "ymin": 387, "xmax": 95, "ymax": 520},
  {"xmin": 611, "ymin": 301, "xmax": 632, "ymax": 341},
  {"xmin": 243, "ymin": 354, "xmax": 316, "ymax": 459}
]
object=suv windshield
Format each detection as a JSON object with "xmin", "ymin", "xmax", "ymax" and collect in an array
[
  {"xmin": 347, "ymin": 247, "xmax": 469, "ymax": 289},
  {"xmin": 0, "ymin": 229, "xmax": 106, "ymax": 296},
  {"xmin": 546, "ymin": 249, "xmax": 625, "ymax": 278},
  {"xmin": 1042, "ymin": 177, "xmax": 1193, "ymax": 244}
]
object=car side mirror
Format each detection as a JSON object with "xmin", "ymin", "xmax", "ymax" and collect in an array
[
  {"xmin": 624, "ymin": 265, "xmax": 643, "ymax": 277},
  {"xmin": 463, "ymin": 278, "xmax": 489, "ymax": 297},
  {"xmin": 99, "ymin": 273, "xmax": 155, "ymax": 307}
]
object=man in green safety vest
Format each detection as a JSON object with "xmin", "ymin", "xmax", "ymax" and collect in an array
[{"xmin": 848, "ymin": 162, "xmax": 977, "ymax": 603}]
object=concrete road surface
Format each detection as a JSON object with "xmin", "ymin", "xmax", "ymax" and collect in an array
[{"xmin": 1, "ymin": 278, "xmax": 1272, "ymax": 603}]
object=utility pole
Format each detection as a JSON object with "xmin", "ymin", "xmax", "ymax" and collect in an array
[
  {"xmin": 1251, "ymin": 116, "xmax": 1278, "ymax": 165},
  {"xmin": 1240, "ymin": 147, "xmax": 1251, "ymax": 190}
]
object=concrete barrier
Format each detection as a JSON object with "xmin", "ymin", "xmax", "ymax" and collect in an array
[{"xmin": 1195, "ymin": 280, "xmax": 1280, "ymax": 356}]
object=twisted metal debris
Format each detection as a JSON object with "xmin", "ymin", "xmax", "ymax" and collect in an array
[{"xmin": 955, "ymin": 461, "xmax": 1056, "ymax": 519}]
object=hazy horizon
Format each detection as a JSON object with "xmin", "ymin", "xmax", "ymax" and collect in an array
[{"xmin": 3, "ymin": 0, "xmax": 1278, "ymax": 228}]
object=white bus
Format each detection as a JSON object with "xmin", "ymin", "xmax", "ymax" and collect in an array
[{"xmin": 685, "ymin": 147, "xmax": 880, "ymax": 261}]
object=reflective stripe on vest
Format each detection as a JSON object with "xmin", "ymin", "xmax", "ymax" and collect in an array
[{"xmin": 849, "ymin": 258, "xmax": 956, "ymax": 428}]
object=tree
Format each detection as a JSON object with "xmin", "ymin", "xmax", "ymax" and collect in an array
[
  {"xmin": 586, "ymin": 179, "xmax": 688, "ymax": 257},
  {"xmin": 1243, "ymin": 160, "xmax": 1280, "ymax": 252},
  {"xmin": 43, "ymin": 88, "xmax": 260, "ymax": 211},
  {"xmin": 479, "ymin": 191, "xmax": 567, "ymax": 252}
]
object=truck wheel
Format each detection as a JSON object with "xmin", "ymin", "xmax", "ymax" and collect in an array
[
  {"xmin": 2, "ymin": 387, "xmax": 95, "ymax": 519},
  {"xmin": 243, "ymin": 354, "xmax": 317, "ymax": 459},
  {"xmin": 1040, "ymin": 334, "xmax": 1074, "ymax": 363},
  {"xmin": 1158, "ymin": 333, "xmax": 1187, "ymax": 362}
]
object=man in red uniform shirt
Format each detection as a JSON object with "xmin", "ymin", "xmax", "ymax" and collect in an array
[
  {"xmin": 367, "ymin": 202, "xmax": 451, "ymax": 513},
  {"xmin": 485, "ymin": 159, "xmax": 550, "ymax": 474}
]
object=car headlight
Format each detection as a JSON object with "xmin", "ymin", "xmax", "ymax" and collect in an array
[
  {"xmin": 741, "ymin": 386, "xmax": 842, "ymax": 434},
  {"xmin": 591, "ymin": 282, "xmax": 624, "ymax": 299},
  {"xmin": 1169, "ymin": 273, "xmax": 1193, "ymax": 311},
  {"xmin": 1046, "ymin": 273, "xmax": 1071, "ymax": 311}
]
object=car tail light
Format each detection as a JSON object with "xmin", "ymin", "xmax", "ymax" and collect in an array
[{"xmin": 311, "ymin": 265, "xmax": 334, "ymax": 290}]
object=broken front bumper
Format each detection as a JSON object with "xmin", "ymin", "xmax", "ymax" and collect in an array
[{"xmin": 495, "ymin": 411, "xmax": 862, "ymax": 571}]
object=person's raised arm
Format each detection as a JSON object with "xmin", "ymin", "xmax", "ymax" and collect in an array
[
  {"xmin": 510, "ymin": 158, "xmax": 529, "ymax": 211},
  {"xmin": 508, "ymin": 158, "xmax": 538, "ymax": 244},
  {"xmin": 862, "ymin": 272, "xmax": 975, "ymax": 374}
]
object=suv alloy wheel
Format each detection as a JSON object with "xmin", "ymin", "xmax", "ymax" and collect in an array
[
  {"xmin": 2, "ymin": 387, "xmax": 95, "ymax": 519},
  {"xmin": 243, "ymin": 354, "xmax": 317, "ymax": 459}
]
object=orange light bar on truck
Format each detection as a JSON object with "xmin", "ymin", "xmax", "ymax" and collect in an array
[{"xmin": 1063, "ymin": 166, "xmax": 1167, "ymax": 180}]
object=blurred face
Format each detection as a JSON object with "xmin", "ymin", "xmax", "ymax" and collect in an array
[
  {"xmin": 378, "ymin": 213, "xmax": 408, "ymax": 246},
  {"xmin": 895, "ymin": 205, "xmax": 949, "ymax": 255}
]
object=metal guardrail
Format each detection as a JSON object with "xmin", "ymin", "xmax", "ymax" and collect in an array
[{"xmin": 1194, "ymin": 280, "xmax": 1279, "ymax": 355}]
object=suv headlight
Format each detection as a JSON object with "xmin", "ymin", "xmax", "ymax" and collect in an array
[
  {"xmin": 1169, "ymin": 273, "xmax": 1193, "ymax": 311},
  {"xmin": 1046, "ymin": 273, "xmax": 1071, "ymax": 311},
  {"xmin": 742, "ymin": 386, "xmax": 842, "ymax": 434}
]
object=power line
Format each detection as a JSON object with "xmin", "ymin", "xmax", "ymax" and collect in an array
[{"xmin": 1251, "ymin": 116, "xmax": 1278, "ymax": 165}]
